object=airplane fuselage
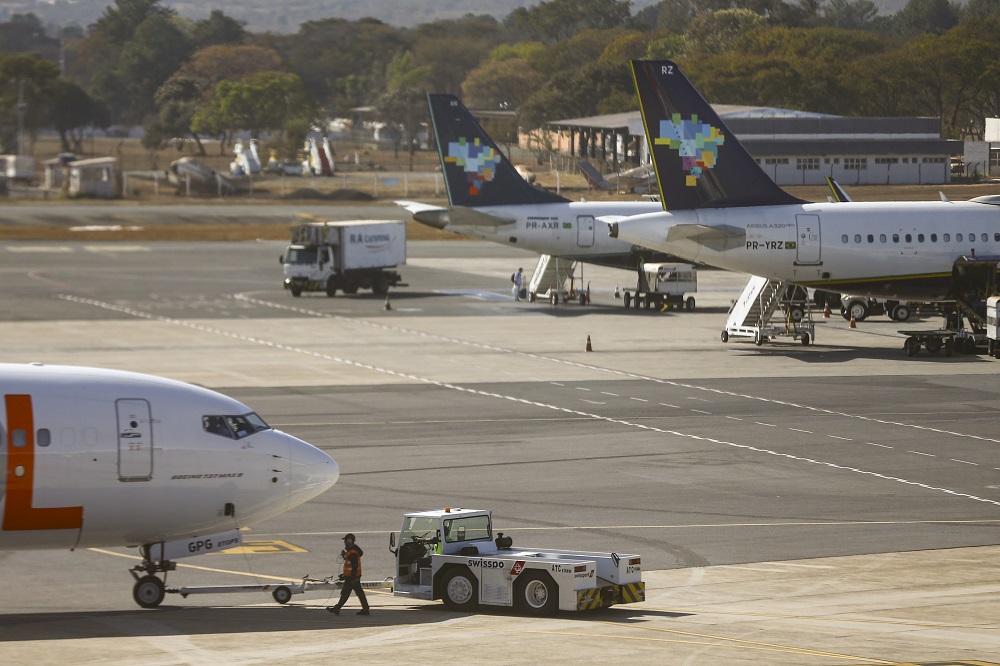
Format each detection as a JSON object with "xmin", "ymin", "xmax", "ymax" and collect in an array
[
  {"xmin": 0, "ymin": 364, "xmax": 338, "ymax": 551},
  {"xmin": 614, "ymin": 200, "xmax": 1000, "ymax": 301},
  {"xmin": 446, "ymin": 201, "xmax": 668, "ymax": 269}
]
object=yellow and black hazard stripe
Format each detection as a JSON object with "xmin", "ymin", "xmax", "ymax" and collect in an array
[
  {"xmin": 576, "ymin": 586, "xmax": 616, "ymax": 611},
  {"xmin": 615, "ymin": 581, "xmax": 646, "ymax": 604}
]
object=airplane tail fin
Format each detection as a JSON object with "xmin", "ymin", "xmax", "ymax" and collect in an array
[
  {"xmin": 630, "ymin": 60, "xmax": 805, "ymax": 210},
  {"xmin": 427, "ymin": 94, "xmax": 568, "ymax": 207}
]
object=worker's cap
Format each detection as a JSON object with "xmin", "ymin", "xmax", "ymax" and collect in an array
[
  {"xmin": 518, "ymin": 267, "xmax": 523, "ymax": 271},
  {"xmin": 342, "ymin": 533, "xmax": 356, "ymax": 542}
]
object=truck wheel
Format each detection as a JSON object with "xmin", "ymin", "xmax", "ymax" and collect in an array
[
  {"xmin": 341, "ymin": 283, "xmax": 359, "ymax": 295},
  {"xmin": 325, "ymin": 278, "xmax": 337, "ymax": 297},
  {"xmin": 686, "ymin": 297, "xmax": 695, "ymax": 311},
  {"xmin": 623, "ymin": 293, "xmax": 631, "ymax": 309},
  {"xmin": 133, "ymin": 575, "xmax": 165, "ymax": 609},
  {"xmin": 721, "ymin": 330, "xmax": 729, "ymax": 343},
  {"xmin": 891, "ymin": 304, "xmax": 911, "ymax": 322},
  {"xmin": 905, "ymin": 336, "xmax": 920, "ymax": 357},
  {"xmin": 515, "ymin": 571, "xmax": 558, "ymax": 615},
  {"xmin": 440, "ymin": 567, "xmax": 477, "ymax": 611},
  {"xmin": 290, "ymin": 287, "xmax": 302, "ymax": 298},
  {"xmin": 788, "ymin": 307, "xmax": 804, "ymax": 322},
  {"xmin": 846, "ymin": 300, "xmax": 869, "ymax": 322},
  {"xmin": 371, "ymin": 274, "xmax": 389, "ymax": 295}
]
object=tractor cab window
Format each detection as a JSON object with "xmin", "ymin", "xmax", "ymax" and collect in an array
[
  {"xmin": 400, "ymin": 516, "xmax": 441, "ymax": 546},
  {"xmin": 203, "ymin": 412, "xmax": 270, "ymax": 440},
  {"xmin": 443, "ymin": 515, "xmax": 491, "ymax": 543}
]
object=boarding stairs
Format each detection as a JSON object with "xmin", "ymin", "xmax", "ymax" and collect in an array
[
  {"xmin": 723, "ymin": 276, "xmax": 814, "ymax": 346},
  {"xmin": 527, "ymin": 254, "xmax": 583, "ymax": 304}
]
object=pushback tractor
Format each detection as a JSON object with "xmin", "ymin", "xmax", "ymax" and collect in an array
[
  {"xmin": 141, "ymin": 508, "xmax": 644, "ymax": 614},
  {"xmin": 389, "ymin": 508, "xmax": 644, "ymax": 613}
]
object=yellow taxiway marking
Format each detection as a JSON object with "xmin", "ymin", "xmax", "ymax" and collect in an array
[{"xmin": 89, "ymin": 547, "xmax": 304, "ymax": 583}]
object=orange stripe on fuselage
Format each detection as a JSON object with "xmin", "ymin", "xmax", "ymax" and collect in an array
[{"xmin": 3, "ymin": 394, "xmax": 83, "ymax": 531}]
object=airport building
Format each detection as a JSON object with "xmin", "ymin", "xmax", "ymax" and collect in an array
[{"xmin": 540, "ymin": 107, "xmax": 963, "ymax": 186}]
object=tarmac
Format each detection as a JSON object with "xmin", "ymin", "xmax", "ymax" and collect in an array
[{"xmin": 1, "ymin": 238, "xmax": 999, "ymax": 665}]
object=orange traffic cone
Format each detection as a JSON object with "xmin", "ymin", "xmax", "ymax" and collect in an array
[
  {"xmin": 849, "ymin": 314, "xmax": 856, "ymax": 328},
  {"xmin": 586, "ymin": 335, "xmax": 593, "ymax": 352},
  {"xmin": 823, "ymin": 302, "xmax": 831, "ymax": 318}
]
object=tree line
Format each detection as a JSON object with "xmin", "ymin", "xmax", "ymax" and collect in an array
[{"xmin": 2, "ymin": 0, "xmax": 1000, "ymax": 162}]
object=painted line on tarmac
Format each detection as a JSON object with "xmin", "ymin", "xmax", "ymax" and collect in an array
[
  {"xmin": 62, "ymin": 294, "xmax": 1000, "ymax": 510},
  {"xmin": 235, "ymin": 293, "xmax": 1000, "ymax": 447}
]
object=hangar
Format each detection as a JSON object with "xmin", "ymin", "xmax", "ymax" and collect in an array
[{"xmin": 540, "ymin": 106, "xmax": 962, "ymax": 186}]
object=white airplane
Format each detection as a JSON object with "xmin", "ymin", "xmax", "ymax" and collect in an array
[
  {"xmin": 0, "ymin": 362, "xmax": 339, "ymax": 607},
  {"xmin": 610, "ymin": 60, "xmax": 1000, "ymax": 308},
  {"xmin": 397, "ymin": 94, "xmax": 674, "ymax": 270}
]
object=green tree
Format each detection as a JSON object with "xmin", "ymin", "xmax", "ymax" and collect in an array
[
  {"xmin": 684, "ymin": 8, "xmax": 767, "ymax": 56},
  {"xmin": 49, "ymin": 79, "xmax": 109, "ymax": 152},
  {"xmin": 0, "ymin": 53, "xmax": 61, "ymax": 153},
  {"xmin": 462, "ymin": 58, "xmax": 547, "ymax": 110},
  {"xmin": 0, "ymin": 13, "xmax": 60, "ymax": 60},
  {"xmin": 192, "ymin": 10, "xmax": 246, "ymax": 48},
  {"xmin": 115, "ymin": 14, "xmax": 192, "ymax": 123},
  {"xmin": 376, "ymin": 87, "xmax": 427, "ymax": 167},
  {"xmin": 90, "ymin": 0, "xmax": 175, "ymax": 44},
  {"xmin": 505, "ymin": 0, "xmax": 633, "ymax": 42},
  {"xmin": 890, "ymin": 0, "xmax": 960, "ymax": 35},
  {"xmin": 822, "ymin": 0, "xmax": 880, "ymax": 29},
  {"xmin": 192, "ymin": 71, "xmax": 315, "ymax": 139}
]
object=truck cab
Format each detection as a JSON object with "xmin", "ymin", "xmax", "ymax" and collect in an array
[
  {"xmin": 389, "ymin": 508, "xmax": 644, "ymax": 614},
  {"xmin": 282, "ymin": 244, "xmax": 333, "ymax": 296}
]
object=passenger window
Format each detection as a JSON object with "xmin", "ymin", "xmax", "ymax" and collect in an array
[
  {"xmin": 880, "ymin": 234, "xmax": 886, "ymax": 243},
  {"xmin": 944, "ymin": 233, "xmax": 950, "ymax": 242},
  {"xmin": 957, "ymin": 233, "xmax": 963, "ymax": 242},
  {"xmin": 931, "ymin": 234, "xmax": 937, "ymax": 242},
  {"xmin": 892, "ymin": 234, "xmax": 899, "ymax": 243},
  {"xmin": 37, "ymin": 429, "xmax": 51, "ymax": 447},
  {"xmin": 982, "ymin": 233, "xmax": 988, "ymax": 242},
  {"xmin": 917, "ymin": 234, "xmax": 924, "ymax": 242},
  {"xmin": 854, "ymin": 234, "xmax": 862, "ymax": 243},
  {"xmin": 867, "ymin": 234, "xmax": 874, "ymax": 243},
  {"xmin": 905, "ymin": 234, "xmax": 912, "ymax": 243},
  {"xmin": 994, "ymin": 233, "xmax": 1000, "ymax": 242},
  {"xmin": 841, "ymin": 234, "xmax": 848, "ymax": 243},
  {"xmin": 12, "ymin": 429, "xmax": 26, "ymax": 447}
]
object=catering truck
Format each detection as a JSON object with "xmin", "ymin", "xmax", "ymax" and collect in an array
[
  {"xmin": 281, "ymin": 220, "xmax": 406, "ymax": 297},
  {"xmin": 390, "ymin": 508, "xmax": 645, "ymax": 613}
]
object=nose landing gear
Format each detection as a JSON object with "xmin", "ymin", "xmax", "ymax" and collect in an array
[{"xmin": 129, "ymin": 544, "xmax": 177, "ymax": 608}]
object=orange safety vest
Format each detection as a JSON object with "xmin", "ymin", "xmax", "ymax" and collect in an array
[{"xmin": 343, "ymin": 544, "xmax": 362, "ymax": 577}]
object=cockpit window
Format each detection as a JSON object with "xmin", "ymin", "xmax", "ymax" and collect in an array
[{"xmin": 203, "ymin": 412, "xmax": 270, "ymax": 440}]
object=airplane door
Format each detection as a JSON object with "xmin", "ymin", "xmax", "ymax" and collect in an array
[
  {"xmin": 795, "ymin": 214, "xmax": 821, "ymax": 265},
  {"xmin": 577, "ymin": 216, "xmax": 595, "ymax": 247},
  {"xmin": 116, "ymin": 399, "xmax": 153, "ymax": 481}
]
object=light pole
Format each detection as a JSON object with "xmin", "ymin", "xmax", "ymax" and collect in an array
[{"xmin": 14, "ymin": 78, "xmax": 29, "ymax": 156}]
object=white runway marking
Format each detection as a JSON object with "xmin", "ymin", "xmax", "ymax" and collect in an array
[{"xmin": 59, "ymin": 294, "xmax": 1000, "ymax": 511}]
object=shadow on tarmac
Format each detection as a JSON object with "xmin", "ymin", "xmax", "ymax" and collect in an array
[{"xmin": 0, "ymin": 603, "xmax": 694, "ymax": 642}]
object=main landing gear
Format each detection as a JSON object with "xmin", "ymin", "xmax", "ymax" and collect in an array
[{"xmin": 129, "ymin": 544, "xmax": 177, "ymax": 608}]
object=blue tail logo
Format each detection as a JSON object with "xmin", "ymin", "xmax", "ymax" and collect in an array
[
  {"xmin": 655, "ymin": 114, "xmax": 725, "ymax": 187},
  {"xmin": 445, "ymin": 137, "xmax": 502, "ymax": 196}
]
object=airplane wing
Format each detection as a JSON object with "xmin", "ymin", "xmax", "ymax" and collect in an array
[
  {"xmin": 396, "ymin": 200, "xmax": 450, "ymax": 229},
  {"xmin": 666, "ymin": 223, "xmax": 746, "ymax": 252}
]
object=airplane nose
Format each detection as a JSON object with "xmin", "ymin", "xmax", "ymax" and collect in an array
[{"xmin": 287, "ymin": 436, "xmax": 339, "ymax": 509}]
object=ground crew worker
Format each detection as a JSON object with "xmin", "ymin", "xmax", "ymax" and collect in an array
[{"xmin": 327, "ymin": 533, "xmax": 370, "ymax": 615}]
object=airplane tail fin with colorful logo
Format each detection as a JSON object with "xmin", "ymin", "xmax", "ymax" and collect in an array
[
  {"xmin": 427, "ymin": 94, "xmax": 568, "ymax": 208},
  {"xmin": 630, "ymin": 60, "xmax": 805, "ymax": 211}
]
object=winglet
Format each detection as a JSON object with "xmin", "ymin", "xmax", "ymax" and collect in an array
[
  {"xmin": 427, "ymin": 94, "xmax": 568, "ymax": 208},
  {"xmin": 630, "ymin": 60, "xmax": 806, "ymax": 211}
]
